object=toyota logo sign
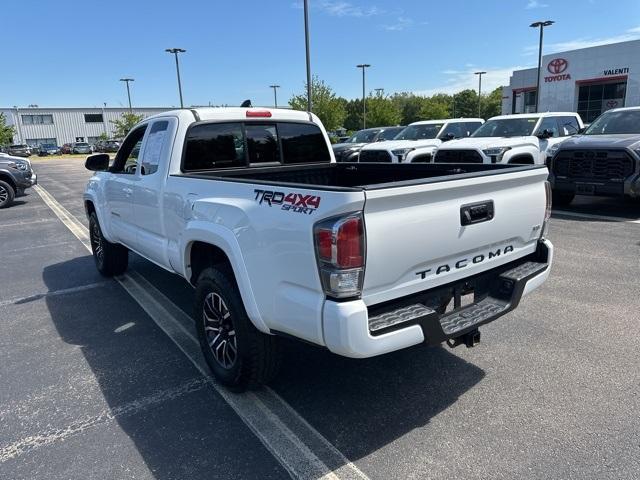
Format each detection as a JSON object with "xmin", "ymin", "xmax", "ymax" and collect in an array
[
  {"xmin": 606, "ymin": 100, "xmax": 619, "ymax": 109},
  {"xmin": 547, "ymin": 58, "xmax": 568, "ymax": 74}
]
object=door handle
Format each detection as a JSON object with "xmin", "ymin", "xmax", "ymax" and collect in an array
[{"xmin": 460, "ymin": 200, "xmax": 494, "ymax": 226}]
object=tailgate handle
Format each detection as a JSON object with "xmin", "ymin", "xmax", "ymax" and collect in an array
[{"xmin": 460, "ymin": 200, "xmax": 494, "ymax": 226}]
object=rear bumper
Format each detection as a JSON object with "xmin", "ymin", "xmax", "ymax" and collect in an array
[{"xmin": 323, "ymin": 239, "xmax": 553, "ymax": 358}]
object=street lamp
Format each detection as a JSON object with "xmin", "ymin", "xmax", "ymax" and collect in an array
[
  {"xmin": 474, "ymin": 71, "xmax": 486, "ymax": 118},
  {"xmin": 119, "ymin": 78, "xmax": 134, "ymax": 112},
  {"xmin": 356, "ymin": 64, "xmax": 371, "ymax": 129},
  {"xmin": 374, "ymin": 88, "xmax": 384, "ymax": 96},
  {"xmin": 269, "ymin": 85, "xmax": 281, "ymax": 108},
  {"xmin": 530, "ymin": 20, "xmax": 554, "ymax": 113},
  {"xmin": 165, "ymin": 48, "xmax": 186, "ymax": 108},
  {"xmin": 303, "ymin": 0, "xmax": 312, "ymax": 112}
]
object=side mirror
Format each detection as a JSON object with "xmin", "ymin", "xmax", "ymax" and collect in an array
[
  {"xmin": 577, "ymin": 127, "xmax": 586, "ymax": 134},
  {"xmin": 85, "ymin": 153, "xmax": 110, "ymax": 171},
  {"xmin": 441, "ymin": 133, "xmax": 456, "ymax": 142},
  {"xmin": 536, "ymin": 129, "xmax": 552, "ymax": 139}
]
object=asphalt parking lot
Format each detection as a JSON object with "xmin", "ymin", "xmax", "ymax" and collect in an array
[{"xmin": 1, "ymin": 157, "xmax": 639, "ymax": 480}]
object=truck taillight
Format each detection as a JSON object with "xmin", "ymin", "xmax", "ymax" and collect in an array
[
  {"xmin": 314, "ymin": 213, "xmax": 365, "ymax": 298},
  {"xmin": 542, "ymin": 181, "xmax": 552, "ymax": 238}
]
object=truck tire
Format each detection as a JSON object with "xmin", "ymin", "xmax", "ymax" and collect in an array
[
  {"xmin": 89, "ymin": 212, "xmax": 129, "ymax": 276},
  {"xmin": 195, "ymin": 267, "xmax": 282, "ymax": 391},
  {"xmin": 552, "ymin": 191, "xmax": 574, "ymax": 206},
  {"xmin": 0, "ymin": 180, "xmax": 15, "ymax": 209}
]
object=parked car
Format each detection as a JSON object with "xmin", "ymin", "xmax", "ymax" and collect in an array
[
  {"xmin": 549, "ymin": 106, "xmax": 640, "ymax": 205},
  {"xmin": 60, "ymin": 143, "xmax": 73, "ymax": 154},
  {"xmin": 38, "ymin": 144, "xmax": 60, "ymax": 156},
  {"xmin": 7, "ymin": 144, "xmax": 32, "ymax": 157},
  {"xmin": 434, "ymin": 112, "xmax": 583, "ymax": 165},
  {"xmin": 72, "ymin": 142, "xmax": 93, "ymax": 154},
  {"xmin": 333, "ymin": 126, "xmax": 405, "ymax": 162},
  {"xmin": 0, "ymin": 154, "xmax": 37, "ymax": 208},
  {"xmin": 359, "ymin": 118, "xmax": 484, "ymax": 163},
  {"xmin": 83, "ymin": 107, "xmax": 553, "ymax": 390},
  {"xmin": 101, "ymin": 140, "xmax": 121, "ymax": 153}
]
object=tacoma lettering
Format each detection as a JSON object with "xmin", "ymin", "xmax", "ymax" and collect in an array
[{"xmin": 417, "ymin": 245, "xmax": 515, "ymax": 278}]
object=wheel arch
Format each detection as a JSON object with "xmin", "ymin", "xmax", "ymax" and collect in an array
[{"xmin": 0, "ymin": 172, "xmax": 18, "ymax": 191}]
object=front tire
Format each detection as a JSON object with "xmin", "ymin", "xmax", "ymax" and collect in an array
[
  {"xmin": 195, "ymin": 267, "xmax": 282, "ymax": 391},
  {"xmin": 552, "ymin": 191, "xmax": 574, "ymax": 206},
  {"xmin": 0, "ymin": 180, "xmax": 15, "ymax": 209},
  {"xmin": 89, "ymin": 212, "xmax": 128, "ymax": 276}
]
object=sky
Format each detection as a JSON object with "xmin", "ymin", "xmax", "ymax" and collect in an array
[{"xmin": 2, "ymin": 0, "xmax": 640, "ymax": 108}]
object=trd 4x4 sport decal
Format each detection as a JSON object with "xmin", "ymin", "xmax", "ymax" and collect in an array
[{"xmin": 254, "ymin": 189, "xmax": 321, "ymax": 215}]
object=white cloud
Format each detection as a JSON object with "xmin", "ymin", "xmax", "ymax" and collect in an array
[
  {"xmin": 523, "ymin": 25, "xmax": 640, "ymax": 55},
  {"xmin": 382, "ymin": 17, "xmax": 413, "ymax": 31},
  {"xmin": 291, "ymin": 1, "xmax": 384, "ymax": 17},
  {"xmin": 414, "ymin": 65, "xmax": 533, "ymax": 96},
  {"xmin": 526, "ymin": 0, "xmax": 549, "ymax": 9}
]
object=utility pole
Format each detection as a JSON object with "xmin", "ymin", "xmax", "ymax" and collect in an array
[
  {"xmin": 530, "ymin": 20, "xmax": 554, "ymax": 113},
  {"xmin": 119, "ymin": 78, "xmax": 134, "ymax": 112},
  {"xmin": 269, "ymin": 85, "xmax": 281, "ymax": 108},
  {"xmin": 165, "ymin": 48, "xmax": 186, "ymax": 108},
  {"xmin": 474, "ymin": 71, "xmax": 486, "ymax": 118},
  {"xmin": 356, "ymin": 64, "xmax": 371, "ymax": 129},
  {"xmin": 303, "ymin": 0, "xmax": 312, "ymax": 112}
]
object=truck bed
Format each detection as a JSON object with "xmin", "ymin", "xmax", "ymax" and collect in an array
[{"xmin": 179, "ymin": 163, "xmax": 544, "ymax": 191}]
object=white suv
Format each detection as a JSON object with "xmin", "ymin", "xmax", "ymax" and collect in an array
[
  {"xmin": 434, "ymin": 112, "xmax": 584, "ymax": 165},
  {"xmin": 358, "ymin": 118, "xmax": 484, "ymax": 163}
]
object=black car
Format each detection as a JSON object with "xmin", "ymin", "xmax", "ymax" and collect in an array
[
  {"xmin": 332, "ymin": 126, "xmax": 405, "ymax": 162},
  {"xmin": 7, "ymin": 144, "xmax": 32, "ymax": 157},
  {"xmin": 549, "ymin": 107, "xmax": 640, "ymax": 205},
  {"xmin": 38, "ymin": 144, "xmax": 60, "ymax": 156}
]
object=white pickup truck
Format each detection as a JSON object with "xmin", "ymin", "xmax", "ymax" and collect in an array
[
  {"xmin": 83, "ymin": 107, "xmax": 553, "ymax": 390},
  {"xmin": 434, "ymin": 112, "xmax": 584, "ymax": 165},
  {"xmin": 358, "ymin": 118, "xmax": 484, "ymax": 163}
]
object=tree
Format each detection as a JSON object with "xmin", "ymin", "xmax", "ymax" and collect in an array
[
  {"xmin": 390, "ymin": 93, "xmax": 425, "ymax": 125},
  {"xmin": 0, "ymin": 113, "xmax": 16, "ymax": 146},
  {"xmin": 110, "ymin": 112, "xmax": 144, "ymax": 139},
  {"xmin": 419, "ymin": 94, "xmax": 451, "ymax": 120},
  {"xmin": 343, "ymin": 98, "xmax": 362, "ymax": 131},
  {"xmin": 364, "ymin": 93, "xmax": 402, "ymax": 128},
  {"xmin": 481, "ymin": 87, "xmax": 503, "ymax": 119},
  {"xmin": 451, "ymin": 89, "xmax": 479, "ymax": 118},
  {"xmin": 289, "ymin": 76, "xmax": 346, "ymax": 131},
  {"xmin": 98, "ymin": 132, "xmax": 109, "ymax": 142}
]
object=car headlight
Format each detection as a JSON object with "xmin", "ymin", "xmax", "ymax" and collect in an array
[
  {"xmin": 547, "ymin": 144, "xmax": 561, "ymax": 157},
  {"xmin": 15, "ymin": 161, "xmax": 28, "ymax": 171},
  {"xmin": 482, "ymin": 147, "xmax": 511, "ymax": 162},
  {"xmin": 391, "ymin": 148, "xmax": 415, "ymax": 161}
]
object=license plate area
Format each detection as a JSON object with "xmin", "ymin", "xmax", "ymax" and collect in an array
[
  {"xmin": 576, "ymin": 183, "xmax": 595, "ymax": 195},
  {"xmin": 444, "ymin": 285, "xmax": 476, "ymax": 313}
]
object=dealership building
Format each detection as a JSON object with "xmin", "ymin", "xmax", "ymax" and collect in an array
[
  {"xmin": 502, "ymin": 39, "xmax": 640, "ymax": 122},
  {"xmin": 0, "ymin": 107, "xmax": 172, "ymax": 148}
]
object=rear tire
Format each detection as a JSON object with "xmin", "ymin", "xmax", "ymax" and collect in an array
[
  {"xmin": 552, "ymin": 191, "xmax": 574, "ymax": 206},
  {"xmin": 89, "ymin": 212, "xmax": 128, "ymax": 276},
  {"xmin": 195, "ymin": 266, "xmax": 282, "ymax": 391},
  {"xmin": 0, "ymin": 180, "xmax": 15, "ymax": 209}
]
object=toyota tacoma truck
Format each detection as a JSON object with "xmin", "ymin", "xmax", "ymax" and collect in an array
[
  {"xmin": 83, "ymin": 107, "xmax": 553, "ymax": 390},
  {"xmin": 434, "ymin": 112, "xmax": 583, "ymax": 165},
  {"xmin": 549, "ymin": 107, "xmax": 640, "ymax": 205},
  {"xmin": 332, "ymin": 126, "xmax": 404, "ymax": 162},
  {"xmin": 0, "ymin": 154, "xmax": 37, "ymax": 208},
  {"xmin": 358, "ymin": 118, "xmax": 484, "ymax": 163}
]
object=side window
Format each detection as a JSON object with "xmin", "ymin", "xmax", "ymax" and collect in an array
[
  {"xmin": 440, "ymin": 123, "xmax": 463, "ymax": 138},
  {"xmin": 111, "ymin": 126, "xmax": 147, "ymax": 174},
  {"xmin": 140, "ymin": 120, "xmax": 169, "ymax": 175},
  {"xmin": 558, "ymin": 116, "xmax": 580, "ymax": 136},
  {"xmin": 279, "ymin": 122, "xmax": 330, "ymax": 164},
  {"xmin": 536, "ymin": 117, "xmax": 560, "ymax": 137},
  {"xmin": 464, "ymin": 122, "xmax": 483, "ymax": 136},
  {"xmin": 246, "ymin": 124, "xmax": 279, "ymax": 164},
  {"xmin": 183, "ymin": 123, "xmax": 245, "ymax": 171}
]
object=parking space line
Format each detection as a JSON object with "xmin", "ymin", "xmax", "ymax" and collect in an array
[
  {"xmin": 0, "ymin": 217, "xmax": 58, "ymax": 228},
  {"xmin": 33, "ymin": 184, "xmax": 369, "ymax": 480},
  {"xmin": 552, "ymin": 209, "xmax": 640, "ymax": 224},
  {"xmin": 0, "ymin": 378, "xmax": 208, "ymax": 463},
  {"xmin": 0, "ymin": 282, "xmax": 107, "ymax": 308}
]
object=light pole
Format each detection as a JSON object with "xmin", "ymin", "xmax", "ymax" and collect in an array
[
  {"xmin": 530, "ymin": 20, "xmax": 554, "ymax": 113},
  {"xmin": 374, "ymin": 88, "xmax": 384, "ymax": 96},
  {"xmin": 356, "ymin": 64, "xmax": 371, "ymax": 129},
  {"xmin": 452, "ymin": 93, "xmax": 456, "ymax": 118},
  {"xmin": 119, "ymin": 78, "xmax": 134, "ymax": 112},
  {"xmin": 474, "ymin": 71, "xmax": 486, "ymax": 118},
  {"xmin": 269, "ymin": 85, "xmax": 281, "ymax": 108},
  {"xmin": 165, "ymin": 48, "xmax": 186, "ymax": 108},
  {"xmin": 303, "ymin": 0, "xmax": 312, "ymax": 112}
]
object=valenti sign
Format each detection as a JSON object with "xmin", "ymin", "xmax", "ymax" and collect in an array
[{"xmin": 545, "ymin": 58, "xmax": 571, "ymax": 82}]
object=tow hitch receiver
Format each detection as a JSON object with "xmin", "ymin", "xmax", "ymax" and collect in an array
[{"xmin": 447, "ymin": 329, "xmax": 481, "ymax": 349}]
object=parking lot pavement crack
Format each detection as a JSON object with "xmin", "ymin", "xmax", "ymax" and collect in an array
[{"xmin": 0, "ymin": 378, "xmax": 208, "ymax": 463}]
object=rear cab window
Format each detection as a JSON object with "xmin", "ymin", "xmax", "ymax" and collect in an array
[{"xmin": 183, "ymin": 121, "xmax": 330, "ymax": 171}]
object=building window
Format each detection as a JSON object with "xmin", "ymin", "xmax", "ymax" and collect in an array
[
  {"xmin": 577, "ymin": 81, "xmax": 626, "ymax": 123},
  {"xmin": 84, "ymin": 113, "xmax": 104, "ymax": 123},
  {"xmin": 26, "ymin": 138, "xmax": 57, "ymax": 147},
  {"xmin": 523, "ymin": 91, "xmax": 537, "ymax": 113},
  {"xmin": 22, "ymin": 114, "xmax": 53, "ymax": 125}
]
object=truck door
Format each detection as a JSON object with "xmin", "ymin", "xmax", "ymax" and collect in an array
[
  {"xmin": 103, "ymin": 125, "xmax": 147, "ymax": 247},
  {"xmin": 131, "ymin": 117, "xmax": 177, "ymax": 268},
  {"xmin": 535, "ymin": 117, "xmax": 561, "ymax": 163}
]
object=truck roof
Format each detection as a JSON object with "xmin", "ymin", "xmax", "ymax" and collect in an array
[
  {"xmin": 145, "ymin": 107, "xmax": 315, "ymax": 123},
  {"xmin": 489, "ymin": 112, "xmax": 578, "ymax": 121},
  {"xmin": 409, "ymin": 118, "xmax": 483, "ymax": 126}
]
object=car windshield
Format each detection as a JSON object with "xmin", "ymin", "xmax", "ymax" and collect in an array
[
  {"xmin": 472, "ymin": 117, "xmax": 539, "ymax": 137},
  {"xmin": 11, "ymin": 145, "xmax": 27, "ymax": 148},
  {"xmin": 346, "ymin": 130, "xmax": 379, "ymax": 143},
  {"xmin": 394, "ymin": 124, "xmax": 443, "ymax": 140},
  {"xmin": 584, "ymin": 110, "xmax": 640, "ymax": 135},
  {"xmin": 43, "ymin": 144, "xmax": 55, "ymax": 148},
  {"xmin": 377, "ymin": 127, "xmax": 404, "ymax": 140},
  {"xmin": 76, "ymin": 143, "xmax": 89, "ymax": 147}
]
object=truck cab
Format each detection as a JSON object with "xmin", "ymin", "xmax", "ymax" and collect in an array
[{"xmin": 434, "ymin": 112, "xmax": 584, "ymax": 165}]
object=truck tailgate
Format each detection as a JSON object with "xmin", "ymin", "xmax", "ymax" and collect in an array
[{"xmin": 362, "ymin": 167, "xmax": 548, "ymax": 306}]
